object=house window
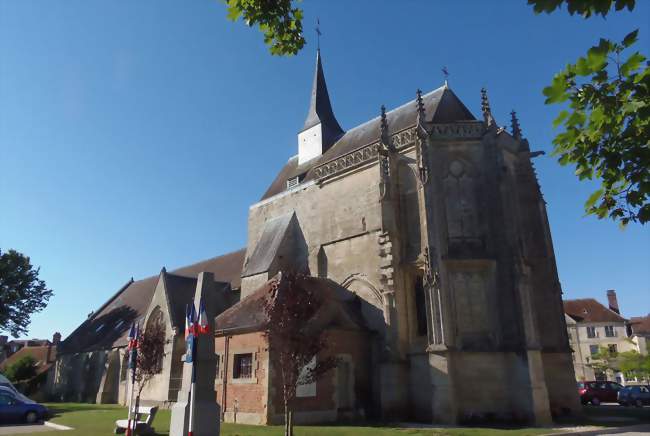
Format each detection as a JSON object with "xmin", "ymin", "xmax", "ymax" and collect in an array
[
  {"xmin": 233, "ymin": 353, "xmax": 253, "ymax": 379},
  {"xmin": 586, "ymin": 326, "xmax": 597, "ymax": 338},
  {"xmin": 589, "ymin": 345, "xmax": 599, "ymax": 356},
  {"xmin": 414, "ymin": 276, "xmax": 428, "ymax": 337},
  {"xmin": 296, "ymin": 357, "xmax": 316, "ymax": 397},
  {"xmin": 604, "ymin": 325, "xmax": 616, "ymax": 337},
  {"xmin": 608, "ymin": 344, "xmax": 618, "ymax": 355}
]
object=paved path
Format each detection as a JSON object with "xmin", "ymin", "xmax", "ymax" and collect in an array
[
  {"xmin": 0, "ymin": 423, "xmax": 53, "ymax": 434},
  {"xmin": 0, "ymin": 422, "xmax": 72, "ymax": 435},
  {"xmin": 551, "ymin": 424, "xmax": 650, "ymax": 435}
]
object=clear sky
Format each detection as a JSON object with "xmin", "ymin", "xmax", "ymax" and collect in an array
[{"xmin": 1, "ymin": 0, "xmax": 648, "ymax": 341}]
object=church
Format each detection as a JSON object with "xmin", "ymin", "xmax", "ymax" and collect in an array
[{"xmin": 48, "ymin": 48, "xmax": 580, "ymax": 425}]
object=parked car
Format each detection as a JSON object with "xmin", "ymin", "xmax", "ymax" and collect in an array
[
  {"xmin": 0, "ymin": 386, "xmax": 49, "ymax": 424},
  {"xmin": 578, "ymin": 381, "xmax": 623, "ymax": 405},
  {"xmin": 618, "ymin": 385, "xmax": 650, "ymax": 407}
]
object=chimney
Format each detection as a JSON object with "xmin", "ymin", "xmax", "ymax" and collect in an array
[
  {"xmin": 52, "ymin": 332, "xmax": 61, "ymax": 345},
  {"xmin": 607, "ymin": 289, "xmax": 620, "ymax": 314}
]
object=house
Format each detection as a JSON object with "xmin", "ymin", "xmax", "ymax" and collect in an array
[
  {"xmin": 564, "ymin": 290, "xmax": 637, "ymax": 383},
  {"xmin": 0, "ymin": 333, "xmax": 60, "ymax": 377},
  {"xmin": 629, "ymin": 314, "xmax": 650, "ymax": 356}
]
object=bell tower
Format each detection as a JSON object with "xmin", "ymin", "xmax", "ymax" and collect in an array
[{"xmin": 298, "ymin": 49, "xmax": 344, "ymax": 165}]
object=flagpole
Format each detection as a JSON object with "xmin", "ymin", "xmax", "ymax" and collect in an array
[
  {"xmin": 188, "ymin": 342, "xmax": 196, "ymax": 436},
  {"xmin": 125, "ymin": 323, "xmax": 138, "ymax": 436}
]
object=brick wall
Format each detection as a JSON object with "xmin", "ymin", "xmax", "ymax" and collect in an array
[{"xmin": 215, "ymin": 327, "xmax": 370, "ymax": 425}]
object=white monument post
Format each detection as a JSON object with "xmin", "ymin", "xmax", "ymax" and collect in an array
[{"xmin": 170, "ymin": 272, "xmax": 220, "ymax": 436}]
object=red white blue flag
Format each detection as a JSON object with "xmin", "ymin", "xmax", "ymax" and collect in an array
[
  {"xmin": 127, "ymin": 323, "xmax": 138, "ymax": 369},
  {"xmin": 184, "ymin": 304, "xmax": 192, "ymax": 340},
  {"xmin": 198, "ymin": 298, "xmax": 208, "ymax": 335}
]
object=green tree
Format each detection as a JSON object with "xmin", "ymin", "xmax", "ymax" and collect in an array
[
  {"xmin": 224, "ymin": 0, "xmax": 304, "ymax": 55},
  {"xmin": 530, "ymin": 0, "xmax": 650, "ymax": 225},
  {"xmin": 0, "ymin": 249, "xmax": 54, "ymax": 337},
  {"xmin": 3, "ymin": 355, "xmax": 37, "ymax": 383},
  {"xmin": 588, "ymin": 345, "xmax": 621, "ymax": 375},
  {"xmin": 618, "ymin": 350, "xmax": 650, "ymax": 380}
]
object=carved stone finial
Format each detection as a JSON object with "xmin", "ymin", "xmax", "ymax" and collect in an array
[
  {"xmin": 380, "ymin": 105, "xmax": 390, "ymax": 148},
  {"xmin": 481, "ymin": 87, "xmax": 495, "ymax": 127},
  {"xmin": 416, "ymin": 89, "xmax": 425, "ymax": 116},
  {"xmin": 511, "ymin": 110, "xmax": 522, "ymax": 139}
]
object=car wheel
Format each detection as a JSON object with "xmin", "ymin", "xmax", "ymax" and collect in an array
[
  {"xmin": 25, "ymin": 411, "xmax": 38, "ymax": 424},
  {"xmin": 591, "ymin": 397, "xmax": 601, "ymax": 406},
  {"xmin": 635, "ymin": 399, "xmax": 643, "ymax": 408}
]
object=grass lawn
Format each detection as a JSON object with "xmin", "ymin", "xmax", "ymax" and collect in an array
[
  {"xmin": 14, "ymin": 403, "xmax": 647, "ymax": 436},
  {"xmin": 8, "ymin": 403, "xmax": 555, "ymax": 436}
]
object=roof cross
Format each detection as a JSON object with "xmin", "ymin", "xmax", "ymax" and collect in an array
[
  {"xmin": 442, "ymin": 66, "xmax": 449, "ymax": 86},
  {"xmin": 316, "ymin": 18, "xmax": 322, "ymax": 50}
]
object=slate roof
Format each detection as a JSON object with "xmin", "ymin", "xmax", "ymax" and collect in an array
[
  {"xmin": 630, "ymin": 314, "xmax": 650, "ymax": 336},
  {"xmin": 303, "ymin": 50, "xmax": 344, "ymax": 135},
  {"xmin": 241, "ymin": 213, "xmax": 295, "ymax": 277},
  {"xmin": 564, "ymin": 298, "xmax": 628, "ymax": 324},
  {"xmin": 261, "ymin": 85, "xmax": 476, "ymax": 201},
  {"xmin": 215, "ymin": 275, "xmax": 366, "ymax": 334},
  {"xmin": 59, "ymin": 248, "xmax": 246, "ymax": 354}
]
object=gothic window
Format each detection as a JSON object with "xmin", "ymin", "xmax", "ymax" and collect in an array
[
  {"xmin": 451, "ymin": 270, "xmax": 489, "ymax": 338},
  {"xmin": 443, "ymin": 159, "xmax": 481, "ymax": 253},
  {"xmin": 233, "ymin": 353, "xmax": 253, "ymax": 379},
  {"xmin": 414, "ymin": 275, "xmax": 427, "ymax": 337},
  {"xmin": 398, "ymin": 162, "xmax": 421, "ymax": 261}
]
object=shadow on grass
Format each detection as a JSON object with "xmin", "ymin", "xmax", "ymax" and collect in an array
[
  {"xmin": 554, "ymin": 404, "xmax": 650, "ymax": 428},
  {"xmin": 44, "ymin": 402, "xmax": 124, "ymax": 418}
]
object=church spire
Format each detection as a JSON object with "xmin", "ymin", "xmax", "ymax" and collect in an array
[
  {"xmin": 302, "ymin": 50, "xmax": 343, "ymax": 133},
  {"xmin": 298, "ymin": 49, "xmax": 344, "ymax": 164}
]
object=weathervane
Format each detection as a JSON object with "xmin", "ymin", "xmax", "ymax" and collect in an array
[
  {"xmin": 442, "ymin": 66, "xmax": 449, "ymax": 86},
  {"xmin": 316, "ymin": 18, "xmax": 322, "ymax": 50}
]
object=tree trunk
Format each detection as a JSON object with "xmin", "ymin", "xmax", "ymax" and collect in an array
[
  {"xmin": 284, "ymin": 396, "xmax": 289, "ymax": 436},
  {"xmin": 288, "ymin": 408, "xmax": 294, "ymax": 436}
]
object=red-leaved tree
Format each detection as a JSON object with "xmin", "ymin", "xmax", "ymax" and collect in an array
[
  {"xmin": 135, "ymin": 321, "xmax": 166, "ymax": 399},
  {"xmin": 263, "ymin": 273, "xmax": 338, "ymax": 436}
]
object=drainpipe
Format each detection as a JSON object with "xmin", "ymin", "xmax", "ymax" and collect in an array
[{"xmin": 221, "ymin": 335, "xmax": 230, "ymax": 422}]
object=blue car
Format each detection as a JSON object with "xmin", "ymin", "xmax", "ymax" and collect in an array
[{"xmin": 0, "ymin": 387, "xmax": 49, "ymax": 424}]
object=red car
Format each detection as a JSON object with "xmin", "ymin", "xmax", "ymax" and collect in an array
[{"xmin": 578, "ymin": 381, "xmax": 623, "ymax": 405}]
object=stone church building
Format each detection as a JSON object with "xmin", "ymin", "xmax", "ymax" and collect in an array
[{"xmin": 49, "ymin": 49, "xmax": 580, "ymax": 425}]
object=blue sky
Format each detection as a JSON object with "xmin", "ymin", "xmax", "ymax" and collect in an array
[{"xmin": 1, "ymin": 1, "xmax": 648, "ymax": 340}]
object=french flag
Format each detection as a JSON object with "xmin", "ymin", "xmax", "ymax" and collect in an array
[
  {"xmin": 127, "ymin": 323, "xmax": 138, "ymax": 350},
  {"xmin": 189, "ymin": 303, "xmax": 197, "ymax": 336},
  {"xmin": 184, "ymin": 304, "xmax": 192, "ymax": 340},
  {"xmin": 198, "ymin": 298, "xmax": 209, "ymax": 335}
]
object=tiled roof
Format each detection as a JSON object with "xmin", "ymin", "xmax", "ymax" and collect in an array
[
  {"xmin": 0, "ymin": 345, "xmax": 57, "ymax": 375},
  {"xmin": 630, "ymin": 314, "xmax": 650, "ymax": 336},
  {"xmin": 260, "ymin": 85, "xmax": 475, "ymax": 201},
  {"xmin": 59, "ymin": 249, "xmax": 246, "ymax": 354},
  {"xmin": 215, "ymin": 275, "xmax": 366, "ymax": 334},
  {"xmin": 564, "ymin": 298, "xmax": 627, "ymax": 323}
]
